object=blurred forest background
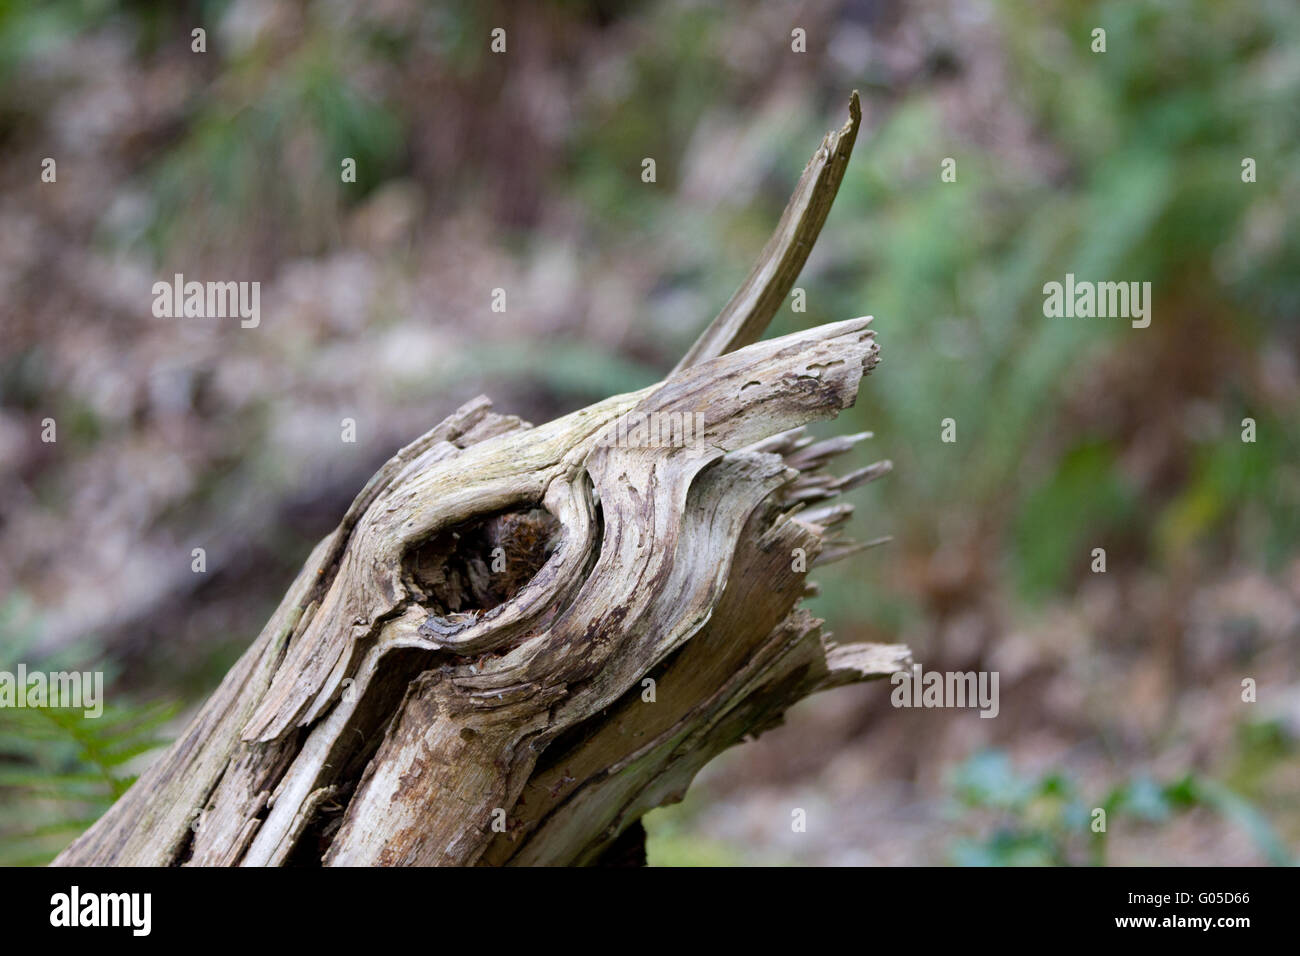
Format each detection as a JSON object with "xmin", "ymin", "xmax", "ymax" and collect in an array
[{"xmin": 1, "ymin": 0, "xmax": 1297, "ymax": 866}]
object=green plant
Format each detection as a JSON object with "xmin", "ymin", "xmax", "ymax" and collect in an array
[
  {"xmin": 947, "ymin": 749, "xmax": 1293, "ymax": 866},
  {"xmin": 0, "ymin": 597, "xmax": 179, "ymax": 865}
]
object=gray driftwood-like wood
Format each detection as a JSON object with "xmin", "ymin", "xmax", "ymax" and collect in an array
[{"xmin": 54, "ymin": 93, "xmax": 910, "ymax": 867}]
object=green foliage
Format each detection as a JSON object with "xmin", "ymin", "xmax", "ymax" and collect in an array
[
  {"xmin": 0, "ymin": 0, "xmax": 112, "ymax": 85},
  {"xmin": 141, "ymin": 29, "xmax": 406, "ymax": 263},
  {"xmin": 1014, "ymin": 442, "xmax": 1136, "ymax": 598},
  {"xmin": 801, "ymin": 0, "xmax": 1300, "ymax": 614},
  {"xmin": 642, "ymin": 782, "xmax": 756, "ymax": 867},
  {"xmin": 644, "ymin": 828, "xmax": 747, "ymax": 868},
  {"xmin": 947, "ymin": 749, "xmax": 1294, "ymax": 866},
  {"xmin": 0, "ymin": 701, "xmax": 179, "ymax": 865},
  {"xmin": 1163, "ymin": 409, "xmax": 1300, "ymax": 569},
  {"xmin": 0, "ymin": 597, "xmax": 178, "ymax": 866}
]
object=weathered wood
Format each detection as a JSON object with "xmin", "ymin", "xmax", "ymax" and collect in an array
[
  {"xmin": 673, "ymin": 90, "xmax": 861, "ymax": 372},
  {"xmin": 54, "ymin": 94, "xmax": 908, "ymax": 867}
]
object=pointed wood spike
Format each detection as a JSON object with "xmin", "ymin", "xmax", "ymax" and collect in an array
[{"xmin": 674, "ymin": 91, "xmax": 863, "ymax": 372}]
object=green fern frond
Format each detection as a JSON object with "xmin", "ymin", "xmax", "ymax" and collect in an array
[{"xmin": 0, "ymin": 697, "xmax": 180, "ymax": 865}]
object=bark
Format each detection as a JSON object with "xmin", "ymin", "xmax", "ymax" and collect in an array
[{"xmin": 54, "ymin": 93, "xmax": 910, "ymax": 867}]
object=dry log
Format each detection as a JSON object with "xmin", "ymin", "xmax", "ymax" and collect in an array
[{"xmin": 54, "ymin": 93, "xmax": 910, "ymax": 867}]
